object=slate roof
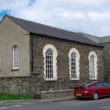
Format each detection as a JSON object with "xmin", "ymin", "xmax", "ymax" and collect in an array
[{"xmin": 6, "ymin": 15, "xmax": 101, "ymax": 47}]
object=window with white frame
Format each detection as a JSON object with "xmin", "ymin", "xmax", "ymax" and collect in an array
[
  {"xmin": 12, "ymin": 45, "xmax": 19, "ymax": 70},
  {"xmin": 46, "ymin": 48, "xmax": 53, "ymax": 79},
  {"xmin": 88, "ymin": 51, "xmax": 98, "ymax": 80},
  {"xmin": 43, "ymin": 44, "xmax": 57, "ymax": 80},
  {"xmin": 68, "ymin": 48, "xmax": 80, "ymax": 80}
]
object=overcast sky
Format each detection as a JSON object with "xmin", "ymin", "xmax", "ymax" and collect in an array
[{"xmin": 0, "ymin": 0, "xmax": 110, "ymax": 37}]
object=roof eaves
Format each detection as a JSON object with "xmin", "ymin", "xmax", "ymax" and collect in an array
[{"xmin": 30, "ymin": 32, "xmax": 103, "ymax": 48}]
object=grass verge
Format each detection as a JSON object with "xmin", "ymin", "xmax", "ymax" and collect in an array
[{"xmin": 0, "ymin": 93, "xmax": 32, "ymax": 101}]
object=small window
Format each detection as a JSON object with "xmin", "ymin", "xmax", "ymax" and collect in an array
[{"xmin": 12, "ymin": 45, "xmax": 19, "ymax": 70}]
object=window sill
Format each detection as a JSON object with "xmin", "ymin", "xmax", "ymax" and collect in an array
[
  {"xmin": 90, "ymin": 79, "xmax": 97, "ymax": 81},
  {"xmin": 44, "ymin": 79, "xmax": 57, "ymax": 81},
  {"xmin": 11, "ymin": 68, "xmax": 20, "ymax": 71},
  {"xmin": 89, "ymin": 77, "xmax": 97, "ymax": 80},
  {"xmin": 71, "ymin": 78, "xmax": 79, "ymax": 80}
]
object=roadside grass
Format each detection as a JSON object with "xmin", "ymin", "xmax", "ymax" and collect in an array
[{"xmin": 0, "ymin": 93, "xmax": 32, "ymax": 101}]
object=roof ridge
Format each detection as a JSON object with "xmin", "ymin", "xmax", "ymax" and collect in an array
[{"xmin": 7, "ymin": 15, "xmax": 78, "ymax": 34}]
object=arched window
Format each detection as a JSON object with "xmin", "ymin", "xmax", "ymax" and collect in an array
[
  {"xmin": 12, "ymin": 45, "xmax": 19, "ymax": 69},
  {"xmin": 88, "ymin": 51, "xmax": 98, "ymax": 80},
  {"xmin": 68, "ymin": 48, "xmax": 80, "ymax": 80},
  {"xmin": 43, "ymin": 44, "xmax": 57, "ymax": 80}
]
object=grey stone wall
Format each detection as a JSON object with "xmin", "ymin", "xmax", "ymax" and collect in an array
[
  {"xmin": 31, "ymin": 33, "xmax": 104, "ymax": 98},
  {"xmin": 100, "ymin": 42, "xmax": 110, "ymax": 82},
  {"xmin": 100, "ymin": 37, "xmax": 110, "ymax": 82},
  {"xmin": 41, "ymin": 89, "xmax": 73, "ymax": 99},
  {"xmin": 0, "ymin": 74, "xmax": 41, "ymax": 99}
]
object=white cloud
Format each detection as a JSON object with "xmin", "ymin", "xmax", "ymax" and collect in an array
[
  {"xmin": 60, "ymin": 12, "xmax": 85, "ymax": 20},
  {"xmin": 0, "ymin": 0, "xmax": 110, "ymax": 36},
  {"xmin": 88, "ymin": 12, "xmax": 110, "ymax": 21}
]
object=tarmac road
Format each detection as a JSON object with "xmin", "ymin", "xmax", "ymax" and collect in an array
[{"xmin": 0, "ymin": 98, "xmax": 110, "ymax": 110}]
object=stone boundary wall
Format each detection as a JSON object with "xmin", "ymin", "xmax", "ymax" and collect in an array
[
  {"xmin": 41, "ymin": 89, "xmax": 73, "ymax": 99},
  {"xmin": 0, "ymin": 76, "xmax": 74, "ymax": 99},
  {"xmin": 0, "ymin": 75, "xmax": 41, "ymax": 99}
]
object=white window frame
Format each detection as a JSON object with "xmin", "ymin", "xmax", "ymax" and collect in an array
[
  {"xmin": 88, "ymin": 51, "xmax": 98, "ymax": 80},
  {"xmin": 43, "ymin": 44, "xmax": 57, "ymax": 81},
  {"xmin": 12, "ymin": 45, "xmax": 19, "ymax": 70},
  {"xmin": 68, "ymin": 48, "xmax": 80, "ymax": 80}
]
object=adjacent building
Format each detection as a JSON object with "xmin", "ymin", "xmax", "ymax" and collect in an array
[{"xmin": 80, "ymin": 33, "xmax": 110, "ymax": 82}]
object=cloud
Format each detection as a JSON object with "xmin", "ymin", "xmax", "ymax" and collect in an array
[
  {"xmin": 0, "ymin": 0, "xmax": 110, "ymax": 36},
  {"xmin": 87, "ymin": 12, "xmax": 110, "ymax": 23}
]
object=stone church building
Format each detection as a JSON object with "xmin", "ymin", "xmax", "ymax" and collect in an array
[{"xmin": 0, "ymin": 15, "xmax": 104, "ymax": 99}]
